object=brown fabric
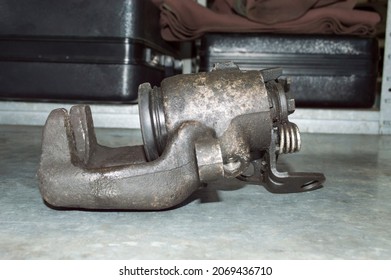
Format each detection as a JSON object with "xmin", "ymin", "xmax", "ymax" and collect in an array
[
  {"xmin": 223, "ymin": 0, "xmax": 357, "ymax": 24},
  {"xmin": 157, "ymin": 0, "xmax": 380, "ymax": 41}
]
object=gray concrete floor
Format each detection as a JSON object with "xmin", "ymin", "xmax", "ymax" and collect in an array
[{"xmin": 0, "ymin": 125, "xmax": 390, "ymax": 259}]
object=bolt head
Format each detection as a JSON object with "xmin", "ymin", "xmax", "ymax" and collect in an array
[{"xmin": 287, "ymin": 99, "xmax": 296, "ymax": 114}]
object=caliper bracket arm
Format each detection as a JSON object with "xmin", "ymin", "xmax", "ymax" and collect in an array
[{"xmin": 38, "ymin": 105, "xmax": 221, "ymax": 210}]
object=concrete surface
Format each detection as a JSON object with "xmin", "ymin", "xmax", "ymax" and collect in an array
[{"xmin": 0, "ymin": 125, "xmax": 390, "ymax": 259}]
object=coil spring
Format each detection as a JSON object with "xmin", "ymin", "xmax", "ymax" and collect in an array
[{"xmin": 278, "ymin": 122, "xmax": 301, "ymax": 154}]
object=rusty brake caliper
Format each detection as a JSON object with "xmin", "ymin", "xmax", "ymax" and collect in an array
[{"xmin": 38, "ymin": 63, "xmax": 325, "ymax": 210}]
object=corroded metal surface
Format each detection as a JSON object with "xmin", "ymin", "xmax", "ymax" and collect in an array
[{"xmin": 38, "ymin": 64, "xmax": 325, "ymax": 210}]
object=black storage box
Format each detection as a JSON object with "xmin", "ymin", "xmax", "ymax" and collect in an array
[
  {"xmin": 199, "ymin": 33, "xmax": 379, "ymax": 108},
  {"xmin": 0, "ymin": 0, "xmax": 178, "ymax": 103}
]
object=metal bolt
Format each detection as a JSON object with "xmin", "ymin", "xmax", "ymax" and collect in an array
[
  {"xmin": 223, "ymin": 157, "xmax": 241, "ymax": 174},
  {"xmin": 287, "ymin": 98, "xmax": 296, "ymax": 114},
  {"xmin": 284, "ymin": 77, "xmax": 291, "ymax": 92}
]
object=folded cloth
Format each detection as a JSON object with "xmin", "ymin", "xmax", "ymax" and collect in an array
[
  {"xmin": 156, "ymin": 0, "xmax": 380, "ymax": 41},
  {"xmin": 223, "ymin": 0, "xmax": 357, "ymax": 24}
]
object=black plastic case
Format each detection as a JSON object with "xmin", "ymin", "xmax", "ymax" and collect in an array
[
  {"xmin": 0, "ymin": 0, "xmax": 178, "ymax": 102},
  {"xmin": 199, "ymin": 33, "xmax": 379, "ymax": 108}
]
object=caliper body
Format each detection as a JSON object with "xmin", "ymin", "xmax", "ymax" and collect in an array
[{"xmin": 38, "ymin": 63, "xmax": 325, "ymax": 210}]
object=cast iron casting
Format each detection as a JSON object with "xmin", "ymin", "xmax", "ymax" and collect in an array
[{"xmin": 38, "ymin": 62, "xmax": 325, "ymax": 210}]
